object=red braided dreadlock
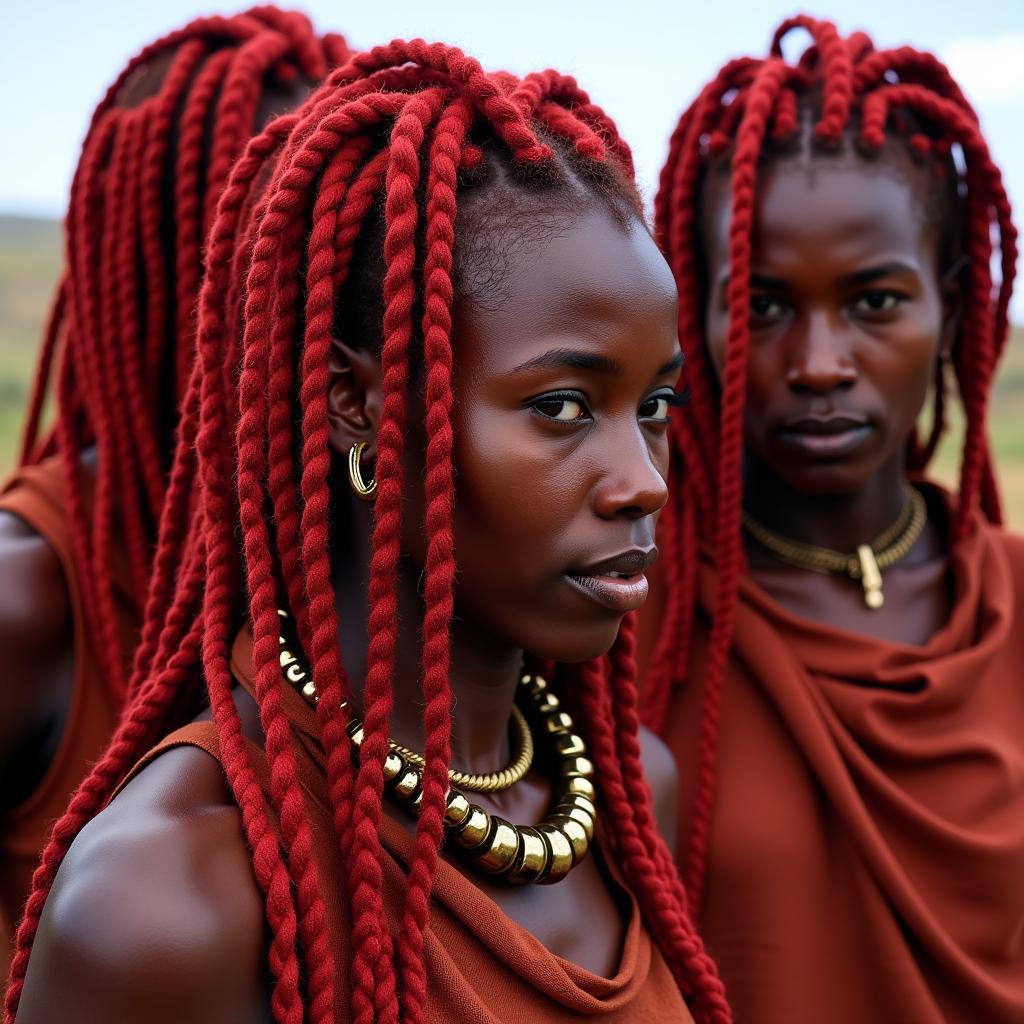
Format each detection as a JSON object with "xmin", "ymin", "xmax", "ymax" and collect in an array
[
  {"xmin": 16, "ymin": 8, "xmax": 348, "ymax": 709},
  {"xmin": 7, "ymin": 40, "xmax": 731, "ymax": 1024},
  {"xmin": 646, "ymin": 15, "xmax": 1018, "ymax": 913}
]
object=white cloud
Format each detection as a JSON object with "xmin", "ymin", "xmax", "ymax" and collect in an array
[{"xmin": 942, "ymin": 34, "xmax": 1024, "ymax": 104}]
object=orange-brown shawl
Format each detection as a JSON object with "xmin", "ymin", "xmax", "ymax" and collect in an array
[{"xmin": 646, "ymin": 509, "xmax": 1024, "ymax": 1022}]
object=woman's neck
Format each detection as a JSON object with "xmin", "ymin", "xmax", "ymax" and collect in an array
[
  {"xmin": 332, "ymin": 551, "xmax": 523, "ymax": 777},
  {"xmin": 743, "ymin": 451, "xmax": 909, "ymax": 555}
]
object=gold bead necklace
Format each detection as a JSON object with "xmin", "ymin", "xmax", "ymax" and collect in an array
[
  {"xmin": 741, "ymin": 485, "xmax": 927, "ymax": 609},
  {"xmin": 276, "ymin": 609, "xmax": 596, "ymax": 884}
]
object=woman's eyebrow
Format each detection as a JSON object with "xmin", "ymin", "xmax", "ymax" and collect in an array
[
  {"xmin": 508, "ymin": 348, "xmax": 624, "ymax": 375},
  {"xmin": 658, "ymin": 351, "xmax": 685, "ymax": 376}
]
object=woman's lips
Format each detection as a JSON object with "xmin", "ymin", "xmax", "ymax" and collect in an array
[{"xmin": 563, "ymin": 571, "xmax": 650, "ymax": 613}]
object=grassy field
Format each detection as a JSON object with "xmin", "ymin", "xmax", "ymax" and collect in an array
[{"xmin": 2, "ymin": 212, "xmax": 1023, "ymax": 526}]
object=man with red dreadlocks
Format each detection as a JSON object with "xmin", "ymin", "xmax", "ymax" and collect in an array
[
  {"xmin": 637, "ymin": 14, "xmax": 1022, "ymax": 1023},
  {"xmin": 0, "ymin": 8, "xmax": 347, "ymax": 982},
  {"xmin": 6, "ymin": 41, "xmax": 730, "ymax": 1024}
]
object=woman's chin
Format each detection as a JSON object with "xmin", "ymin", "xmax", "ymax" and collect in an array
[{"xmin": 525, "ymin": 618, "xmax": 625, "ymax": 666}]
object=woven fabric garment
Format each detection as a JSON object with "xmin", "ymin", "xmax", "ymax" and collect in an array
[{"xmin": 642, "ymin": 485, "xmax": 1024, "ymax": 1023}]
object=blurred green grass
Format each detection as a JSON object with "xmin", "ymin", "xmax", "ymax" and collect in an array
[
  {"xmin": 1, "ymin": 212, "xmax": 1022, "ymax": 527},
  {"xmin": 0, "ymin": 216, "xmax": 61, "ymax": 471}
]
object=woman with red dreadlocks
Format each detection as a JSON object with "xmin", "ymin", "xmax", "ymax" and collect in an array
[
  {"xmin": 6, "ymin": 41, "xmax": 730, "ymax": 1024},
  {"xmin": 637, "ymin": 14, "xmax": 1022, "ymax": 1023},
  {"xmin": 0, "ymin": 8, "xmax": 346, "ymax": 981}
]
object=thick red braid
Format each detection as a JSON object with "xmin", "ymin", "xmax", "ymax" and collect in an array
[
  {"xmin": 646, "ymin": 15, "xmax": 1018, "ymax": 916},
  {"xmin": 10, "ymin": 41, "xmax": 729, "ymax": 1024},
  {"xmin": 3, "ymin": 13, "xmax": 348, "ymax": 1021},
  {"xmin": 15, "ymin": 9, "xmax": 347, "ymax": 711}
]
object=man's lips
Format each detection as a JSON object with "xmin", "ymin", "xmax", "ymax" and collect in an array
[
  {"xmin": 781, "ymin": 413, "xmax": 870, "ymax": 435},
  {"xmin": 563, "ymin": 548, "xmax": 655, "ymax": 614},
  {"xmin": 778, "ymin": 413, "xmax": 873, "ymax": 459}
]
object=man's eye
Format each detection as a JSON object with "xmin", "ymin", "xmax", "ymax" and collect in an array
[
  {"xmin": 751, "ymin": 296, "xmax": 785, "ymax": 319},
  {"xmin": 533, "ymin": 396, "xmax": 587, "ymax": 421},
  {"xmin": 854, "ymin": 291, "xmax": 901, "ymax": 314}
]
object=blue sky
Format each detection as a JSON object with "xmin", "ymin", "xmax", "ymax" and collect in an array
[{"xmin": 4, "ymin": 0, "xmax": 1023, "ymax": 310}]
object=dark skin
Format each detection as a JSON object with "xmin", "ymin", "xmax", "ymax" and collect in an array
[
  {"xmin": 18, "ymin": 203, "xmax": 683, "ymax": 1023},
  {"xmin": 0, "ymin": 515, "xmax": 75, "ymax": 812},
  {"xmin": 701, "ymin": 141, "xmax": 961, "ymax": 645}
]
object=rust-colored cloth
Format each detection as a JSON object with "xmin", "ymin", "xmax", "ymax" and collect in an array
[
  {"xmin": 0, "ymin": 457, "xmax": 132, "ymax": 978},
  {"xmin": 645, "ymin": 506, "xmax": 1024, "ymax": 1023},
  {"xmin": 118, "ymin": 628, "xmax": 694, "ymax": 1022}
]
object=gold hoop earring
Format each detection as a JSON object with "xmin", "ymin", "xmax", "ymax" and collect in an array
[{"xmin": 348, "ymin": 441, "xmax": 378, "ymax": 501}]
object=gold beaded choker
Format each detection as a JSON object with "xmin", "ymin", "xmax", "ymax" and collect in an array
[
  {"xmin": 276, "ymin": 609, "xmax": 596, "ymax": 884},
  {"xmin": 390, "ymin": 704, "xmax": 533, "ymax": 794},
  {"xmin": 741, "ymin": 486, "xmax": 927, "ymax": 609}
]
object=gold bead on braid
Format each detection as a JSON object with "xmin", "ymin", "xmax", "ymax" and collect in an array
[
  {"xmin": 276, "ymin": 609, "xmax": 596, "ymax": 884},
  {"xmin": 742, "ymin": 484, "xmax": 927, "ymax": 610}
]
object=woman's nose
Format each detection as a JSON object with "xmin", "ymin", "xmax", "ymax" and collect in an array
[{"xmin": 592, "ymin": 425, "xmax": 669, "ymax": 521}]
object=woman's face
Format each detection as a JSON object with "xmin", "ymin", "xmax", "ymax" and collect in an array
[
  {"xmin": 701, "ymin": 149, "xmax": 951, "ymax": 496},
  {"xmin": 442, "ymin": 204, "xmax": 681, "ymax": 663}
]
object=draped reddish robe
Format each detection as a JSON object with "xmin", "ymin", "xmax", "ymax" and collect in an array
[
  {"xmin": 640, "ymin": 495, "xmax": 1024, "ymax": 1023},
  {"xmin": 116, "ymin": 627, "xmax": 695, "ymax": 1023}
]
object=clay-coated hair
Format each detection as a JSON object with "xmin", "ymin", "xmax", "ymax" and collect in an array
[
  {"xmin": 644, "ymin": 15, "xmax": 1017, "ymax": 915},
  {"xmin": 16, "ymin": 7, "xmax": 348, "ymax": 708},
  {"xmin": 7, "ymin": 42, "xmax": 731, "ymax": 1024}
]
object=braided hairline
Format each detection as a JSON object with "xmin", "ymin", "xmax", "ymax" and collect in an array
[{"xmin": 646, "ymin": 16, "xmax": 1018, "ymax": 918}]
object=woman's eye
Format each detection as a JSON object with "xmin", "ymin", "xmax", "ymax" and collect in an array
[
  {"xmin": 751, "ymin": 295, "xmax": 786, "ymax": 320},
  {"xmin": 853, "ymin": 291, "xmax": 901, "ymax": 314},
  {"xmin": 639, "ymin": 394, "xmax": 672, "ymax": 420},
  {"xmin": 532, "ymin": 395, "xmax": 588, "ymax": 421}
]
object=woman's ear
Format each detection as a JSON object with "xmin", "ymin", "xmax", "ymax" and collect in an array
[
  {"xmin": 938, "ymin": 254, "xmax": 967, "ymax": 359},
  {"xmin": 327, "ymin": 337, "xmax": 383, "ymax": 459}
]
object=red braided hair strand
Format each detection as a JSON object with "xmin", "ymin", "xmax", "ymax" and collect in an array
[
  {"xmin": 15, "ymin": 7, "xmax": 347, "ymax": 708},
  {"xmin": 4, "ymin": 14, "xmax": 348, "ymax": 1021}
]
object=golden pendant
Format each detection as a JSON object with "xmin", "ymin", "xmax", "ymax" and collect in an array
[{"xmin": 856, "ymin": 544, "xmax": 884, "ymax": 609}]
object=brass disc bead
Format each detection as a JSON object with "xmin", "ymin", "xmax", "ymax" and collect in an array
[
  {"xmin": 536, "ymin": 825, "xmax": 576, "ymax": 884},
  {"xmin": 444, "ymin": 791, "xmax": 472, "ymax": 829},
  {"xmin": 451, "ymin": 806, "xmax": 490, "ymax": 850},
  {"xmin": 541, "ymin": 711, "xmax": 575, "ymax": 735},
  {"xmin": 561, "ymin": 755, "xmax": 595, "ymax": 779},
  {"xmin": 564, "ymin": 775, "xmax": 596, "ymax": 802},
  {"xmin": 553, "ymin": 816, "xmax": 589, "ymax": 860},
  {"xmin": 554, "ymin": 733, "xmax": 587, "ymax": 758},
  {"xmin": 474, "ymin": 818, "xmax": 522, "ymax": 875},
  {"xmin": 505, "ymin": 826, "xmax": 551, "ymax": 884}
]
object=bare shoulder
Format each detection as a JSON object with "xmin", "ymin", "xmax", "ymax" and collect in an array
[
  {"xmin": 17, "ymin": 743, "xmax": 268, "ymax": 1024},
  {"xmin": 0, "ymin": 510, "xmax": 72, "ymax": 804},
  {"xmin": 637, "ymin": 724, "xmax": 679, "ymax": 854},
  {"xmin": 0, "ymin": 509, "xmax": 70, "ymax": 661}
]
